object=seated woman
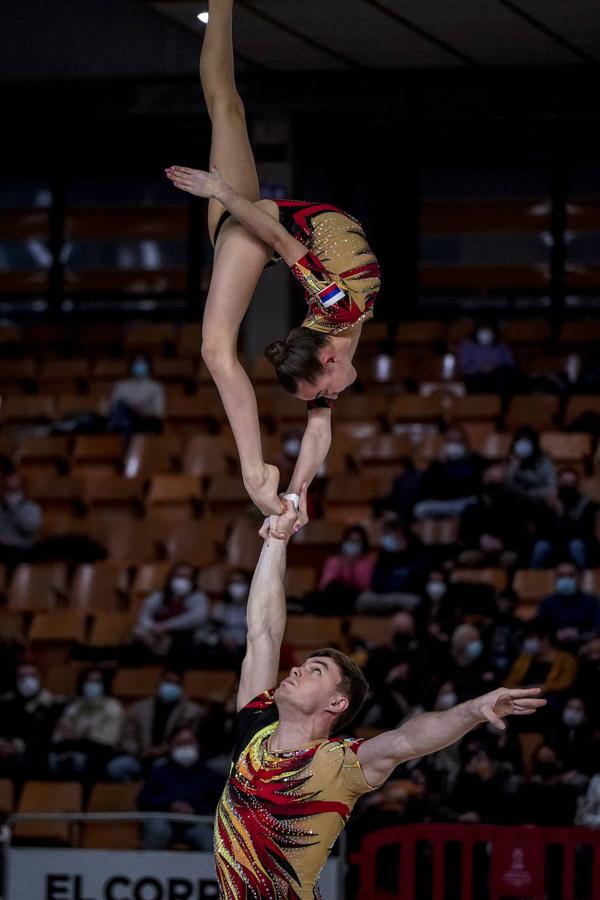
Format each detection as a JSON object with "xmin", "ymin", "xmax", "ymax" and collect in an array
[{"xmin": 166, "ymin": 0, "xmax": 380, "ymax": 526}]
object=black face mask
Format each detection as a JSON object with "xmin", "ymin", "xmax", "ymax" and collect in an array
[
  {"xmin": 393, "ymin": 633, "xmax": 412, "ymax": 651},
  {"xmin": 558, "ymin": 487, "xmax": 579, "ymax": 507},
  {"xmin": 535, "ymin": 761, "xmax": 557, "ymax": 778}
]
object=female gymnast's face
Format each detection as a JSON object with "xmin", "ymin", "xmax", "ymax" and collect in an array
[{"xmin": 295, "ymin": 355, "xmax": 357, "ymax": 403}]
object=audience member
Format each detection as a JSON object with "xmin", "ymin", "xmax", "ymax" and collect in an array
[
  {"xmin": 530, "ymin": 467, "xmax": 597, "ymax": 568},
  {"xmin": 49, "ymin": 668, "xmax": 124, "ymax": 780},
  {"xmin": 108, "ymin": 353, "xmax": 165, "ymax": 437},
  {"xmin": 446, "ymin": 747, "xmax": 513, "ymax": 823},
  {"xmin": 374, "ymin": 456, "xmax": 422, "ymax": 521},
  {"xmin": 210, "ymin": 569, "xmax": 251, "ymax": 663},
  {"xmin": 505, "ymin": 620, "xmax": 577, "ymax": 703},
  {"xmin": 369, "ymin": 520, "xmax": 430, "ymax": 596},
  {"xmin": 0, "ymin": 471, "xmax": 42, "ymax": 566},
  {"xmin": 548, "ymin": 697, "xmax": 596, "ymax": 782},
  {"xmin": 503, "ymin": 426, "xmax": 556, "ymax": 509},
  {"xmin": 457, "ymin": 323, "xmax": 518, "ymax": 398},
  {"xmin": 0, "ymin": 662, "xmax": 64, "ymax": 780},
  {"xmin": 483, "ymin": 590, "xmax": 524, "ymax": 678},
  {"xmin": 459, "ymin": 464, "xmax": 528, "ymax": 567},
  {"xmin": 137, "ymin": 726, "xmax": 224, "ymax": 851},
  {"xmin": 107, "ymin": 669, "xmax": 205, "ymax": 782},
  {"xmin": 538, "ymin": 562, "xmax": 600, "ymax": 651},
  {"xmin": 131, "ymin": 563, "xmax": 210, "ymax": 665},
  {"xmin": 444, "ymin": 624, "xmax": 496, "ymax": 701},
  {"xmin": 578, "ymin": 773, "xmax": 600, "ymax": 826},
  {"xmin": 522, "ymin": 743, "xmax": 580, "ymax": 826},
  {"xmin": 315, "ymin": 526, "xmax": 375, "ymax": 614},
  {"xmin": 413, "ymin": 427, "xmax": 485, "ymax": 520}
]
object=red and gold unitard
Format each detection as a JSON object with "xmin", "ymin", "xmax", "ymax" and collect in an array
[{"xmin": 214, "ymin": 689, "xmax": 374, "ymax": 899}]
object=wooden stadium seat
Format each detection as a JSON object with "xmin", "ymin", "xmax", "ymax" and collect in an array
[
  {"xmin": 481, "ymin": 432, "xmax": 513, "ymax": 461},
  {"xmin": 82, "ymin": 782, "xmax": 141, "ymax": 850},
  {"xmin": 350, "ymin": 616, "xmax": 392, "ymax": 646},
  {"xmin": 451, "ymin": 568, "xmax": 508, "ymax": 591},
  {"xmin": 359, "ymin": 434, "xmax": 413, "ymax": 467},
  {"xmin": 325, "ymin": 477, "xmax": 379, "ymax": 524},
  {"xmin": 396, "ymin": 321, "xmax": 445, "ymax": 344},
  {"xmin": 13, "ymin": 781, "xmax": 82, "ymax": 845},
  {"xmin": 90, "ymin": 359, "xmax": 128, "ymax": 386},
  {"xmin": 513, "ymin": 569, "xmax": 555, "ymax": 603},
  {"xmin": 71, "ymin": 562, "xmax": 129, "ymax": 612},
  {"xmin": 268, "ymin": 394, "xmax": 310, "ymax": 426},
  {"xmin": 506, "ymin": 395, "xmax": 560, "ymax": 431},
  {"xmin": 501, "ymin": 319, "xmax": 551, "ymax": 344},
  {"xmin": 284, "ymin": 566, "xmax": 318, "ymax": 597},
  {"xmin": 124, "ymin": 434, "xmax": 183, "ymax": 478},
  {"xmin": 123, "ymin": 323, "xmax": 177, "ymax": 354},
  {"xmin": 88, "ymin": 612, "xmax": 135, "ymax": 646},
  {"xmin": 29, "ymin": 611, "xmax": 87, "ymax": 645},
  {"xmin": 14, "ymin": 435, "xmax": 71, "ymax": 476},
  {"xmin": 540, "ymin": 432, "xmax": 592, "ymax": 464},
  {"xmin": 24, "ymin": 475, "xmax": 85, "ymax": 516},
  {"xmin": 1, "ymin": 394, "xmax": 55, "ymax": 425},
  {"xmin": 288, "ymin": 520, "xmax": 344, "ymax": 568},
  {"xmin": 37, "ymin": 359, "xmax": 89, "ymax": 392},
  {"xmin": 224, "ymin": 515, "xmax": 263, "ymax": 570},
  {"xmin": 360, "ymin": 321, "xmax": 391, "ymax": 346},
  {"xmin": 564, "ymin": 395, "xmax": 600, "ymax": 427},
  {"xmin": 40, "ymin": 664, "xmax": 85, "ymax": 697},
  {"xmin": 77, "ymin": 323, "xmax": 124, "ymax": 354},
  {"xmin": 152, "ymin": 357, "xmax": 196, "ymax": 385},
  {"xmin": 8, "ymin": 564, "xmax": 68, "ymax": 611},
  {"xmin": 251, "ymin": 355, "xmax": 279, "ymax": 384},
  {"xmin": 72, "ymin": 435, "xmax": 125, "ymax": 477},
  {"xmin": 177, "ymin": 323, "xmax": 203, "ymax": 358},
  {"xmin": 146, "ymin": 474, "xmax": 202, "ymax": 521},
  {"xmin": 449, "ymin": 394, "xmax": 502, "ymax": 422},
  {"xmin": 335, "ymin": 420, "xmax": 381, "ymax": 441},
  {"xmin": 54, "ymin": 392, "xmax": 105, "ymax": 420},
  {"xmin": 165, "ymin": 390, "xmax": 225, "ymax": 430},
  {"xmin": 415, "ymin": 518, "xmax": 460, "ymax": 546},
  {"xmin": 197, "ymin": 563, "xmax": 230, "ymax": 597},
  {"xmin": 163, "ymin": 521, "xmax": 218, "ymax": 567},
  {"xmin": 182, "ymin": 434, "xmax": 236, "ymax": 478},
  {"xmin": 284, "ymin": 616, "xmax": 343, "ymax": 648},
  {"xmin": 82, "ymin": 476, "xmax": 144, "ymax": 519},
  {"xmin": 205, "ymin": 476, "xmax": 252, "ymax": 516},
  {"xmin": 183, "ymin": 670, "xmax": 237, "ymax": 703},
  {"xmin": 131, "ymin": 562, "xmax": 172, "ymax": 601},
  {"xmin": 0, "ymin": 610, "xmax": 26, "ymax": 642},
  {"xmin": 0, "ymin": 357, "xmax": 36, "ymax": 392},
  {"xmin": 334, "ymin": 393, "xmax": 388, "ymax": 421},
  {"xmin": 113, "ymin": 667, "xmax": 162, "ymax": 702},
  {"xmin": 388, "ymin": 394, "xmax": 446, "ymax": 425},
  {"xmin": 99, "ymin": 518, "xmax": 164, "ymax": 563},
  {"xmin": 0, "ymin": 778, "xmax": 14, "ymax": 817},
  {"xmin": 559, "ymin": 320, "xmax": 600, "ymax": 345}
]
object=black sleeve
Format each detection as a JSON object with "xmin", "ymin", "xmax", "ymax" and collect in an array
[{"xmin": 230, "ymin": 701, "xmax": 279, "ymax": 767}]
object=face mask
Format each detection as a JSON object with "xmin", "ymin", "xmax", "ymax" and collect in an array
[
  {"xmin": 131, "ymin": 360, "xmax": 150, "ymax": 378},
  {"xmin": 82, "ymin": 681, "xmax": 104, "ymax": 701},
  {"xmin": 523, "ymin": 637, "xmax": 541, "ymax": 656},
  {"xmin": 556, "ymin": 577, "xmax": 577, "ymax": 597},
  {"xmin": 562, "ymin": 708, "xmax": 584, "ymax": 729},
  {"xmin": 283, "ymin": 438, "xmax": 301, "ymax": 459},
  {"xmin": 445, "ymin": 442, "xmax": 466, "ymax": 461},
  {"xmin": 465, "ymin": 639, "xmax": 483, "ymax": 661},
  {"xmin": 171, "ymin": 745, "xmax": 199, "ymax": 768},
  {"xmin": 393, "ymin": 633, "xmax": 412, "ymax": 651},
  {"xmin": 476, "ymin": 329, "xmax": 494, "ymax": 346},
  {"xmin": 535, "ymin": 761, "xmax": 557, "ymax": 778},
  {"xmin": 17, "ymin": 676, "xmax": 40, "ymax": 699},
  {"xmin": 342, "ymin": 540, "xmax": 363, "ymax": 559},
  {"xmin": 513, "ymin": 438, "xmax": 534, "ymax": 460},
  {"xmin": 228, "ymin": 582, "xmax": 249, "ymax": 603},
  {"xmin": 558, "ymin": 486, "xmax": 579, "ymax": 506},
  {"xmin": 158, "ymin": 681, "xmax": 182, "ymax": 704},
  {"xmin": 436, "ymin": 691, "xmax": 457, "ymax": 710},
  {"xmin": 381, "ymin": 534, "xmax": 400, "ymax": 553},
  {"xmin": 170, "ymin": 577, "xmax": 193, "ymax": 597},
  {"xmin": 426, "ymin": 581, "xmax": 447, "ymax": 601}
]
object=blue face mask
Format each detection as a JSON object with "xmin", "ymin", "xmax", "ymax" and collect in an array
[
  {"xmin": 381, "ymin": 534, "xmax": 400, "ymax": 553},
  {"xmin": 556, "ymin": 577, "xmax": 577, "ymax": 597},
  {"xmin": 465, "ymin": 639, "xmax": 483, "ymax": 661},
  {"xmin": 158, "ymin": 682, "xmax": 183, "ymax": 704},
  {"xmin": 132, "ymin": 360, "xmax": 150, "ymax": 378}
]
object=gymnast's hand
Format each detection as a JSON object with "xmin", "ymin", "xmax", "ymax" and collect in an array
[
  {"xmin": 259, "ymin": 482, "xmax": 308, "ymax": 543},
  {"xmin": 165, "ymin": 165, "xmax": 226, "ymax": 199},
  {"xmin": 469, "ymin": 687, "xmax": 546, "ymax": 731}
]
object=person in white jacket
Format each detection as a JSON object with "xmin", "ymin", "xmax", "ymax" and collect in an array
[{"xmin": 578, "ymin": 774, "xmax": 600, "ymax": 827}]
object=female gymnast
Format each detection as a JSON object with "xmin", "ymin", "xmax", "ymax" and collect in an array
[{"xmin": 166, "ymin": 0, "xmax": 380, "ymax": 522}]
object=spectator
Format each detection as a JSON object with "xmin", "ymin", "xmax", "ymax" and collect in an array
[
  {"xmin": 49, "ymin": 668, "xmax": 124, "ymax": 780},
  {"xmin": 457, "ymin": 323, "xmax": 518, "ymax": 398},
  {"xmin": 314, "ymin": 526, "xmax": 375, "ymax": 614},
  {"xmin": 505, "ymin": 619, "xmax": 577, "ymax": 699},
  {"xmin": 210, "ymin": 570, "xmax": 251, "ymax": 663},
  {"xmin": 0, "ymin": 471, "xmax": 42, "ymax": 566},
  {"xmin": 108, "ymin": 353, "xmax": 165, "ymax": 437},
  {"xmin": 137, "ymin": 726, "xmax": 224, "ymax": 851},
  {"xmin": 446, "ymin": 747, "xmax": 513, "ymax": 823},
  {"xmin": 575, "ymin": 636, "xmax": 600, "ymax": 713},
  {"xmin": 445, "ymin": 624, "xmax": 495, "ymax": 701},
  {"xmin": 577, "ymin": 773, "xmax": 600, "ymax": 826},
  {"xmin": 0, "ymin": 662, "xmax": 64, "ymax": 779},
  {"xmin": 374, "ymin": 456, "xmax": 422, "ymax": 521},
  {"xmin": 538, "ymin": 562, "xmax": 600, "ymax": 651},
  {"xmin": 459, "ymin": 464, "xmax": 528, "ymax": 567},
  {"xmin": 522, "ymin": 743, "xmax": 580, "ymax": 825},
  {"xmin": 107, "ymin": 669, "xmax": 205, "ymax": 783},
  {"xmin": 368, "ymin": 520, "xmax": 431, "ymax": 597},
  {"xmin": 548, "ymin": 697, "xmax": 596, "ymax": 782},
  {"xmin": 530, "ymin": 467, "xmax": 597, "ymax": 569},
  {"xmin": 131, "ymin": 563, "xmax": 210, "ymax": 665},
  {"xmin": 413, "ymin": 427, "xmax": 485, "ymax": 520},
  {"xmin": 503, "ymin": 426, "xmax": 556, "ymax": 509},
  {"xmin": 483, "ymin": 590, "xmax": 524, "ymax": 678}
]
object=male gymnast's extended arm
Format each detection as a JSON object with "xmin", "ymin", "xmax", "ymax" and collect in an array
[
  {"xmin": 236, "ymin": 496, "xmax": 303, "ymax": 711},
  {"xmin": 357, "ymin": 687, "xmax": 546, "ymax": 788}
]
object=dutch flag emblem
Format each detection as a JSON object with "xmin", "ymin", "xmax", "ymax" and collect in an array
[{"xmin": 317, "ymin": 282, "xmax": 346, "ymax": 308}]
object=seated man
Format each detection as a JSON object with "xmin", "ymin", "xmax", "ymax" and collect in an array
[
  {"xmin": 213, "ymin": 488, "xmax": 546, "ymax": 899},
  {"xmin": 539, "ymin": 562, "xmax": 600, "ymax": 651}
]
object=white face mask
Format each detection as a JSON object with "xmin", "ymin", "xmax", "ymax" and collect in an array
[
  {"xmin": 562, "ymin": 708, "xmax": 584, "ymax": 729},
  {"xmin": 170, "ymin": 577, "xmax": 193, "ymax": 597},
  {"xmin": 523, "ymin": 637, "xmax": 541, "ymax": 656},
  {"xmin": 228, "ymin": 582, "xmax": 249, "ymax": 602},
  {"xmin": 426, "ymin": 581, "xmax": 447, "ymax": 601},
  {"xmin": 17, "ymin": 676, "xmax": 40, "ymax": 699},
  {"xmin": 171, "ymin": 745, "xmax": 200, "ymax": 768},
  {"xmin": 476, "ymin": 328, "xmax": 494, "ymax": 346},
  {"xmin": 514, "ymin": 438, "xmax": 534, "ymax": 460},
  {"xmin": 283, "ymin": 438, "xmax": 301, "ymax": 459},
  {"xmin": 342, "ymin": 540, "xmax": 363, "ymax": 559},
  {"xmin": 436, "ymin": 691, "xmax": 457, "ymax": 710},
  {"xmin": 445, "ymin": 442, "xmax": 466, "ymax": 461},
  {"xmin": 82, "ymin": 681, "xmax": 104, "ymax": 701}
]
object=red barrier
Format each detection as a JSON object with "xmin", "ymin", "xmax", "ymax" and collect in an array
[{"xmin": 355, "ymin": 824, "xmax": 600, "ymax": 900}]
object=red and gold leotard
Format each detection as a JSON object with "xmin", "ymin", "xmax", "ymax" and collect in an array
[{"xmin": 214, "ymin": 689, "xmax": 374, "ymax": 899}]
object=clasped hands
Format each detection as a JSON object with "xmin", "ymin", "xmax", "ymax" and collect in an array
[{"xmin": 259, "ymin": 482, "xmax": 308, "ymax": 543}]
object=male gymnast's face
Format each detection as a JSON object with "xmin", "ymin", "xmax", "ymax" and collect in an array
[
  {"xmin": 275, "ymin": 656, "xmax": 348, "ymax": 721},
  {"xmin": 295, "ymin": 347, "xmax": 357, "ymax": 403}
]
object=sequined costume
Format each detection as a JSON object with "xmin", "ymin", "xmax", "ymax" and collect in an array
[
  {"xmin": 213, "ymin": 199, "xmax": 381, "ymax": 337},
  {"xmin": 214, "ymin": 689, "xmax": 374, "ymax": 899}
]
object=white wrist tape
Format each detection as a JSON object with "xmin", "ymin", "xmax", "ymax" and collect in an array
[{"xmin": 283, "ymin": 493, "xmax": 300, "ymax": 510}]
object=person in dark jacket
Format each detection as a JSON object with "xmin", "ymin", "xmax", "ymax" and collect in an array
[
  {"xmin": 138, "ymin": 726, "xmax": 225, "ymax": 850},
  {"xmin": 530, "ymin": 467, "xmax": 597, "ymax": 569},
  {"xmin": 370, "ymin": 520, "xmax": 431, "ymax": 595},
  {"xmin": 413, "ymin": 427, "xmax": 485, "ymax": 520},
  {"xmin": 539, "ymin": 562, "xmax": 600, "ymax": 651}
]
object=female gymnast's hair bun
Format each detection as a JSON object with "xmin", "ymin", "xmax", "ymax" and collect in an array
[{"xmin": 264, "ymin": 340, "xmax": 288, "ymax": 368}]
